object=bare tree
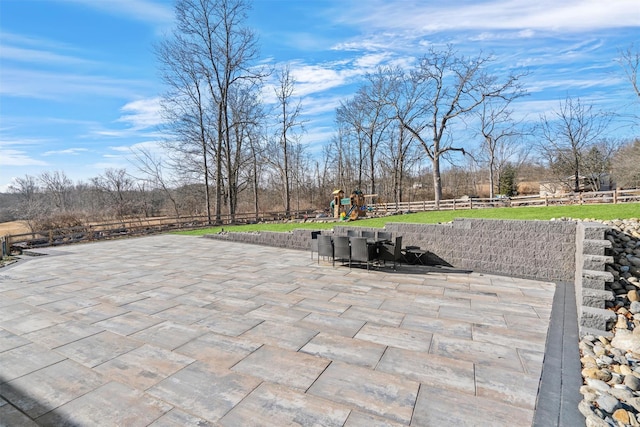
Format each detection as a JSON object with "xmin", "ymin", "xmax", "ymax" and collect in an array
[
  {"xmin": 8, "ymin": 175, "xmax": 43, "ymax": 232},
  {"xmin": 130, "ymin": 146, "xmax": 182, "ymax": 217},
  {"xmin": 538, "ymin": 96, "xmax": 612, "ymax": 192},
  {"xmin": 159, "ymin": 0, "xmax": 263, "ymax": 224},
  {"xmin": 91, "ymin": 169, "xmax": 137, "ymax": 220},
  {"xmin": 397, "ymin": 45, "xmax": 522, "ymax": 207},
  {"xmin": 270, "ymin": 64, "xmax": 304, "ymax": 217},
  {"xmin": 612, "ymin": 139, "xmax": 640, "ymax": 188},
  {"xmin": 618, "ymin": 44, "xmax": 640, "ymax": 99},
  {"xmin": 476, "ymin": 79, "xmax": 528, "ymax": 197},
  {"xmin": 156, "ymin": 22, "xmax": 214, "ymax": 223},
  {"xmin": 39, "ymin": 170, "xmax": 73, "ymax": 212}
]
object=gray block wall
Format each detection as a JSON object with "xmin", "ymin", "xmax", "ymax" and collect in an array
[
  {"xmin": 574, "ymin": 222, "xmax": 615, "ymax": 336},
  {"xmin": 205, "ymin": 218, "xmax": 577, "ymax": 282}
]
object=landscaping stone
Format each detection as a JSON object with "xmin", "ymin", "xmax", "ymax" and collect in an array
[{"xmin": 579, "ymin": 218, "xmax": 640, "ymax": 427}]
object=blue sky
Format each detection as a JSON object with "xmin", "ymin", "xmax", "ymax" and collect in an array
[{"xmin": 1, "ymin": 0, "xmax": 638, "ymax": 192}]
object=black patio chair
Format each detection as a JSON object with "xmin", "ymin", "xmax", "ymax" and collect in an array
[
  {"xmin": 317, "ymin": 235, "xmax": 334, "ymax": 265},
  {"xmin": 333, "ymin": 236, "xmax": 351, "ymax": 267},
  {"xmin": 361, "ymin": 230, "xmax": 375, "ymax": 240},
  {"xmin": 376, "ymin": 231, "xmax": 392, "ymax": 241},
  {"xmin": 349, "ymin": 237, "xmax": 376, "ymax": 271},
  {"xmin": 378, "ymin": 236, "xmax": 403, "ymax": 270},
  {"xmin": 310, "ymin": 230, "xmax": 321, "ymax": 260},
  {"xmin": 347, "ymin": 229, "xmax": 360, "ymax": 238}
]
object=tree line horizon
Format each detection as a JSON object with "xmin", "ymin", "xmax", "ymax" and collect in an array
[{"xmin": 4, "ymin": 0, "xmax": 639, "ymax": 229}]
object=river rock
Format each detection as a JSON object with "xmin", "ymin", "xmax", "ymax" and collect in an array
[
  {"xmin": 583, "ymin": 367, "xmax": 612, "ymax": 382},
  {"xmin": 625, "ymin": 374, "xmax": 640, "ymax": 391},
  {"xmin": 612, "ymin": 330, "xmax": 640, "ymax": 353},
  {"xmin": 631, "ymin": 290, "xmax": 640, "ymax": 302},
  {"xmin": 597, "ymin": 393, "xmax": 621, "ymax": 413},
  {"xmin": 613, "ymin": 408, "xmax": 630, "ymax": 424}
]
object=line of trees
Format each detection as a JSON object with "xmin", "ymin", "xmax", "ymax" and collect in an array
[{"xmin": 3, "ymin": 1, "xmax": 639, "ymax": 228}]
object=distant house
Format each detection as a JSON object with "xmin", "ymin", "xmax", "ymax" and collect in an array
[{"xmin": 539, "ymin": 174, "xmax": 613, "ymax": 196}]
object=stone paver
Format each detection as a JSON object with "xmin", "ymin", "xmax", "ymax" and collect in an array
[{"xmin": 0, "ymin": 234, "xmax": 558, "ymax": 425}]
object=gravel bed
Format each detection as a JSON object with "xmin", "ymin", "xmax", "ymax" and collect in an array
[{"xmin": 578, "ymin": 219, "xmax": 640, "ymax": 427}]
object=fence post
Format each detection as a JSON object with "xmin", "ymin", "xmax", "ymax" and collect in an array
[
  {"xmin": 1, "ymin": 236, "xmax": 6, "ymax": 258},
  {"xmin": 544, "ymin": 195, "xmax": 548, "ymax": 206},
  {"xmin": 452, "ymin": 199, "xmax": 456, "ymax": 210},
  {"xmin": 614, "ymin": 189, "xmax": 618, "ymax": 204},
  {"xmin": 469, "ymin": 198, "xmax": 473, "ymax": 210}
]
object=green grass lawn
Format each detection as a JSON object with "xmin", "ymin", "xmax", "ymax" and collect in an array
[{"xmin": 177, "ymin": 202, "xmax": 640, "ymax": 236}]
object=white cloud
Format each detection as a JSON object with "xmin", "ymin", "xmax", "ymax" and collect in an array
[
  {"xmin": 336, "ymin": 0, "xmax": 639, "ymax": 33},
  {"xmin": 0, "ymin": 45, "xmax": 96, "ymax": 67},
  {"xmin": 117, "ymin": 97, "xmax": 164, "ymax": 130},
  {"xmin": 54, "ymin": 0, "xmax": 174, "ymax": 26},
  {"xmin": 0, "ymin": 68, "xmax": 149, "ymax": 100},
  {"xmin": 0, "ymin": 149, "xmax": 48, "ymax": 166},
  {"xmin": 42, "ymin": 148, "xmax": 89, "ymax": 156}
]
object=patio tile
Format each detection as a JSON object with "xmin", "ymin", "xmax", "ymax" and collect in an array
[
  {"xmin": 429, "ymin": 334, "xmax": 524, "ymax": 371},
  {"xmin": 341, "ymin": 306, "xmax": 405, "ymax": 327},
  {"xmin": 0, "ymin": 343, "xmax": 65, "ymax": 383},
  {"xmin": 93, "ymin": 311, "xmax": 163, "ymax": 336},
  {"xmin": 120, "ymin": 298, "xmax": 179, "ymax": 315},
  {"xmin": 131, "ymin": 321, "xmax": 207, "ymax": 350},
  {"xmin": 300, "ymin": 332, "xmax": 386, "ymax": 368},
  {"xmin": 505, "ymin": 314, "xmax": 551, "ymax": 334},
  {"xmin": 55, "ymin": 330, "xmax": 142, "ymax": 368},
  {"xmin": 205, "ymin": 297, "xmax": 263, "ymax": 314},
  {"xmin": 308, "ymin": 362, "xmax": 419, "ymax": 424},
  {"xmin": 97, "ymin": 291, "xmax": 148, "ymax": 306},
  {"xmin": 412, "ymin": 385, "xmax": 534, "ymax": 427},
  {"xmin": 376, "ymin": 347, "xmax": 475, "ymax": 394},
  {"xmin": 0, "ymin": 328, "xmax": 31, "ymax": 352},
  {"xmin": 251, "ymin": 292, "xmax": 303, "ymax": 308},
  {"xmin": 378, "ymin": 298, "xmax": 438, "ymax": 315},
  {"xmin": 475, "ymin": 364, "xmax": 540, "ymax": 410},
  {"xmin": 219, "ymin": 382, "xmax": 351, "ymax": 427},
  {"xmin": 330, "ymin": 293, "xmax": 384, "ymax": 309},
  {"xmin": 148, "ymin": 361, "xmax": 261, "ymax": 422},
  {"xmin": 67, "ymin": 303, "xmax": 130, "ymax": 324},
  {"xmin": 344, "ymin": 411, "xmax": 406, "ymax": 427},
  {"xmin": 472, "ymin": 323, "xmax": 548, "ymax": 352},
  {"xmin": 149, "ymin": 408, "xmax": 215, "ymax": 427},
  {"xmin": 95, "ymin": 344, "xmax": 194, "ymax": 390},
  {"xmin": 35, "ymin": 381, "xmax": 172, "ymax": 427},
  {"xmin": 0, "ymin": 359, "xmax": 107, "ymax": 418},
  {"xmin": 239, "ymin": 320, "xmax": 318, "ymax": 351},
  {"xmin": 23, "ymin": 321, "xmax": 103, "ymax": 349},
  {"xmin": 519, "ymin": 348, "xmax": 546, "ymax": 377},
  {"xmin": 401, "ymin": 313, "xmax": 472, "ymax": 339},
  {"xmin": 175, "ymin": 332, "xmax": 261, "ymax": 369},
  {"xmin": 140, "ymin": 286, "xmax": 187, "ymax": 299},
  {"xmin": 152, "ymin": 304, "xmax": 213, "ymax": 324},
  {"xmin": 354, "ymin": 323, "xmax": 432, "ymax": 352},
  {"xmin": 196, "ymin": 312, "xmax": 263, "ymax": 337},
  {"xmin": 0, "ymin": 303, "xmax": 43, "ymax": 322},
  {"xmin": 232, "ymin": 345, "xmax": 330, "ymax": 390},
  {"xmin": 38, "ymin": 297, "xmax": 101, "ymax": 315},
  {"xmin": 438, "ymin": 305, "xmax": 508, "ymax": 328},
  {"xmin": 247, "ymin": 304, "xmax": 311, "ymax": 323},
  {"xmin": 297, "ymin": 312, "xmax": 366, "ymax": 338},
  {"xmin": 294, "ymin": 298, "xmax": 351, "ymax": 315},
  {"xmin": 0, "ymin": 404, "xmax": 39, "ymax": 427}
]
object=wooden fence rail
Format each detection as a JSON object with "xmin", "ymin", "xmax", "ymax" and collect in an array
[
  {"xmin": 372, "ymin": 188, "xmax": 640, "ymax": 214},
  {"xmin": 1, "ymin": 209, "xmax": 316, "ymax": 257}
]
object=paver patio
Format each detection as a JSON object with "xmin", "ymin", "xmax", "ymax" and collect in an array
[{"xmin": 0, "ymin": 234, "xmax": 560, "ymax": 426}]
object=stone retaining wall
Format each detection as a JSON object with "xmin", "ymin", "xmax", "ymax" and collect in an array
[{"xmin": 205, "ymin": 218, "xmax": 577, "ymax": 281}]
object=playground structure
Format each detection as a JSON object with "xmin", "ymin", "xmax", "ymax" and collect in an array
[{"xmin": 330, "ymin": 189, "xmax": 374, "ymax": 220}]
